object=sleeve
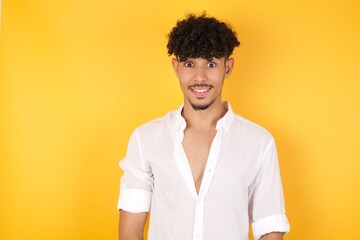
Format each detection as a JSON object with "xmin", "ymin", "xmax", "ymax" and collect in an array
[
  {"xmin": 117, "ymin": 129, "xmax": 154, "ymax": 213},
  {"xmin": 248, "ymin": 138, "xmax": 290, "ymax": 240}
]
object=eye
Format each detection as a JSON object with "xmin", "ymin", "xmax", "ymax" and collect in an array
[
  {"xmin": 207, "ymin": 62, "xmax": 216, "ymax": 68},
  {"xmin": 184, "ymin": 61, "xmax": 193, "ymax": 68}
]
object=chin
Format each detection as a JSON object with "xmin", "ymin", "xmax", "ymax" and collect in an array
[{"xmin": 189, "ymin": 99, "xmax": 215, "ymax": 111}]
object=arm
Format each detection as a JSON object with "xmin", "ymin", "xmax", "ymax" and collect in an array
[
  {"xmin": 260, "ymin": 232, "xmax": 284, "ymax": 240},
  {"xmin": 249, "ymin": 139, "xmax": 290, "ymax": 240},
  {"xmin": 118, "ymin": 210, "xmax": 148, "ymax": 240}
]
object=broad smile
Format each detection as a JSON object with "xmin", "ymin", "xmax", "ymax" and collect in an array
[
  {"xmin": 193, "ymin": 88, "xmax": 209, "ymax": 93},
  {"xmin": 189, "ymin": 85, "xmax": 212, "ymax": 98}
]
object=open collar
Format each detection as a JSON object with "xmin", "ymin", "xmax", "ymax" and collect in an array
[{"xmin": 174, "ymin": 101, "xmax": 235, "ymax": 133}]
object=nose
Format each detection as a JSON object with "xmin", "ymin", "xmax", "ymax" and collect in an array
[{"xmin": 194, "ymin": 66, "xmax": 207, "ymax": 82}]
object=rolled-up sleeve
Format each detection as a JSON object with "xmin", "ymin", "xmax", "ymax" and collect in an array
[
  {"xmin": 117, "ymin": 129, "xmax": 153, "ymax": 213},
  {"xmin": 249, "ymin": 138, "xmax": 290, "ymax": 240}
]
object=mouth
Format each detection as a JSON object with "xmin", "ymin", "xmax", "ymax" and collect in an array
[{"xmin": 189, "ymin": 84, "xmax": 213, "ymax": 98}]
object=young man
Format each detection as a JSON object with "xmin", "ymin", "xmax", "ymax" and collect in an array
[{"xmin": 118, "ymin": 14, "xmax": 290, "ymax": 240}]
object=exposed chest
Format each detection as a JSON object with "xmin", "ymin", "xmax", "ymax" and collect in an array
[{"xmin": 182, "ymin": 128, "xmax": 216, "ymax": 193}]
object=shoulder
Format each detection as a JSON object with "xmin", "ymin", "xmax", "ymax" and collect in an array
[
  {"xmin": 231, "ymin": 113, "xmax": 274, "ymax": 143},
  {"xmin": 134, "ymin": 109, "xmax": 177, "ymax": 137}
]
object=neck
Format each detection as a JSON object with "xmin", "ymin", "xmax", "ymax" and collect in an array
[{"xmin": 182, "ymin": 99, "xmax": 227, "ymax": 130}]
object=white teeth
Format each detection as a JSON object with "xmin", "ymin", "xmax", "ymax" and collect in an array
[{"xmin": 193, "ymin": 89, "xmax": 209, "ymax": 93}]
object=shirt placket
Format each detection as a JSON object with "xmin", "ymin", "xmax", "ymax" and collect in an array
[
  {"xmin": 192, "ymin": 127, "xmax": 224, "ymax": 240},
  {"xmin": 193, "ymin": 196, "xmax": 205, "ymax": 240},
  {"xmin": 174, "ymin": 110, "xmax": 225, "ymax": 240}
]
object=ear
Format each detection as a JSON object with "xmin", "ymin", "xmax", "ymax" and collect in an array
[
  {"xmin": 224, "ymin": 58, "xmax": 234, "ymax": 78},
  {"xmin": 171, "ymin": 58, "xmax": 179, "ymax": 77}
]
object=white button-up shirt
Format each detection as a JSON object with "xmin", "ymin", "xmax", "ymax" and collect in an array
[{"xmin": 118, "ymin": 103, "xmax": 290, "ymax": 240}]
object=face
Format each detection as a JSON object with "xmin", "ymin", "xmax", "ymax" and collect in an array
[{"xmin": 172, "ymin": 57, "xmax": 234, "ymax": 111}]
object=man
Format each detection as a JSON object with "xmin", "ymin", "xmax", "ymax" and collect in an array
[{"xmin": 118, "ymin": 13, "xmax": 290, "ymax": 240}]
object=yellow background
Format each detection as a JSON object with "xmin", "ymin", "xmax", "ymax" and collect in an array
[{"xmin": 1, "ymin": 0, "xmax": 359, "ymax": 239}]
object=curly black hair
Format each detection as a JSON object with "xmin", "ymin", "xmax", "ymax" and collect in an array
[{"xmin": 167, "ymin": 13, "xmax": 240, "ymax": 62}]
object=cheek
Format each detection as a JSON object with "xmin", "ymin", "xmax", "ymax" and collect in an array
[
  {"xmin": 178, "ymin": 72, "xmax": 193, "ymax": 88},
  {"xmin": 178, "ymin": 75, "xmax": 189, "ymax": 90},
  {"xmin": 210, "ymin": 73, "xmax": 225, "ymax": 85},
  {"xmin": 178, "ymin": 70, "xmax": 192, "ymax": 80}
]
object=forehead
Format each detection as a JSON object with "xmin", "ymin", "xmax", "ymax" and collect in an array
[{"xmin": 181, "ymin": 57, "xmax": 225, "ymax": 62}]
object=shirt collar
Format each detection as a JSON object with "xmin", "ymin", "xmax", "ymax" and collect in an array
[
  {"xmin": 216, "ymin": 101, "xmax": 235, "ymax": 132},
  {"xmin": 174, "ymin": 104, "xmax": 186, "ymax": 132},
  {"xmin": 174, "ymin": 101, "xmax": 235, "ymax": 133}
]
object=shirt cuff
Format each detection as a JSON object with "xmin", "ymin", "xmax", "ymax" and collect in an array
[
  {"xmin": 252, "ymin": 214, "xmax": 290, "ymax": 240},
  {"xmin": 117, "ymin": 184, "xmax": 152, "ymax": 213}
]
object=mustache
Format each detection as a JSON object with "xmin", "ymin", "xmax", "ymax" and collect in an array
[{"xmin": 188, "ymin": 84, "xmax": 214, "ymax": 90}]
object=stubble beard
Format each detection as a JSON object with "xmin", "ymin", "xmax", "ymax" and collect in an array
[{"xmin": 188, "ymin": 98, "xmax": 216, "ymax": 111}]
